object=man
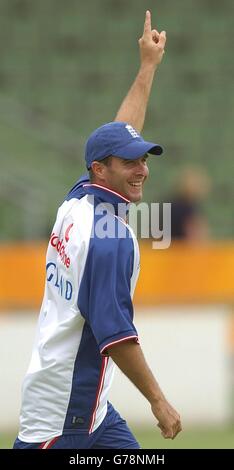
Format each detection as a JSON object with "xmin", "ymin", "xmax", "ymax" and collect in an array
[{"xmin": 14, "ymin": 11, "xmax": 181, "ymax": 449}]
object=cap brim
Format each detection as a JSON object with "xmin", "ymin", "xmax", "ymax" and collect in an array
[{"xmin": 112, "ymin": 140, "xmax": 163, "ymax": 159}]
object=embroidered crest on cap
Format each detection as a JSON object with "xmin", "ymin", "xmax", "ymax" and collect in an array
[{"xmin": 125, "ymin": 124, "xmax": 139, "ymax": 139}]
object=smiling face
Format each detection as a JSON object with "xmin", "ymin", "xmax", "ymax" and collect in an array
[{"xmin": 91, "ymin": 155, "xmax": 149, "ymax": 202}]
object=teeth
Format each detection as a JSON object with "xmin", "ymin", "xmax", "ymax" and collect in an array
[{"xmin": 129, "ymin": 182, "xmax": 142, "ymax": 187}]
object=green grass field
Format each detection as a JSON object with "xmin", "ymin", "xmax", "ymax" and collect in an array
[
  {"xmin": 1, "ymin": 426, "xmax": 234, "ymax": 449},
  {"xmin": 134, "ymin": 426, "xmax": 234, "ymax": 449}
]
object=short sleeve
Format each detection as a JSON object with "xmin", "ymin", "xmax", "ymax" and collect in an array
[{"xmin": 77, "ymin": 230, "xmax": 138, "ymax": 355}]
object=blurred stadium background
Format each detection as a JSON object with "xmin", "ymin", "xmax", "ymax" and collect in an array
[{"xmin": 0, "ymin": 0, "xmax": 234, "ymax": 449}]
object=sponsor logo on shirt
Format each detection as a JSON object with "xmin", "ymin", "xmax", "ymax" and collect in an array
[
  {"xmin": 65, "ymin": 223, "xmax": 73, "ymax": 242},
  {"xmin": 50, "ymin": 225, "xmax": 73, "ymax": 268}
]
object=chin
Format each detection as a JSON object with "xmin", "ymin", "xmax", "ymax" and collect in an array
[{"xmin": 129, "ymin": 193, "xmax": 142, "ymax": 203}]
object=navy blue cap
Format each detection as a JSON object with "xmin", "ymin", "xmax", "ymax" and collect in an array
[{"xmin": 85, "ymin": 122, "xmax": 163, "ymax": 169}]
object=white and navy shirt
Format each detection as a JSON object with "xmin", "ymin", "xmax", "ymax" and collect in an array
[{"xmin": 18, "ymin": 176, "xmax": 140, "ymax": 443}]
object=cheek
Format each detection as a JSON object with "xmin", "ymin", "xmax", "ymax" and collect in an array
[{"xmin": 144, "ymin": 166, "xmax": 149, "ymax": 178}]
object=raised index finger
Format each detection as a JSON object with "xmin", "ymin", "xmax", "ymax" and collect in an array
[{"xmin": 143, "ymin": 10, "xmax": 151, "ymax": 37}]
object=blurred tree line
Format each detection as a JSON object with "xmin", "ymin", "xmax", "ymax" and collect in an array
[{"xmin": 0, "ymin": 0, "xmax": 233, "ymax": 239}]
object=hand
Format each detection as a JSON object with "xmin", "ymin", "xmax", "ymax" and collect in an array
[
  {"xmin": 151, "ymin": 398, "xmax": 182, "ymax": 439},
  {"xmin": 139, "ymin": 10, "xmax": 166, "ymax": 69}
]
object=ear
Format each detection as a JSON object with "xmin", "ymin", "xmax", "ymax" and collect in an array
[{"xmin": 91, "ymin": 161, "xmax": 106, "ymax": 181}]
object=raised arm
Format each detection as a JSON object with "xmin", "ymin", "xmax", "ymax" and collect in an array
[
  {"xmin": 108, "ymin": 340, "xmax": 182, "ymax": 440},
  {"xmin": 114, "ymin": 10, "xmax": 166, "ymax": 133}
]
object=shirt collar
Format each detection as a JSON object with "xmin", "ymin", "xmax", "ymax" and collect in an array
[{"xmin": 83, "ymin": 183, "xmax": 130, "ymax": 216}]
